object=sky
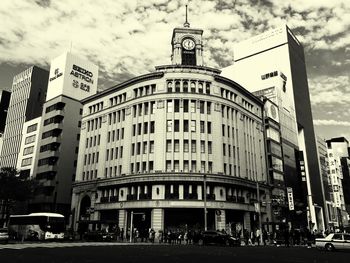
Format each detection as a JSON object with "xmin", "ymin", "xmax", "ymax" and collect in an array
[{"xmin": 0, "ymin": 0, "xmax": 349, "ymax": 141}]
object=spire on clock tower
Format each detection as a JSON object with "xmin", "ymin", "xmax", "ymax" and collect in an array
[
  {"xmin": 170, "ymin": 4, "xmax": 203, "ymax": 66},
  {"xmin": 184, "ymin": 4, "xmax": 190, "ymax": 28}
]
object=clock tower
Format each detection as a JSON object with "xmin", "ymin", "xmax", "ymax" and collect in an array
[{"xmin": 171, "ymin": 6, "xmax": 203, "ymax": 66}]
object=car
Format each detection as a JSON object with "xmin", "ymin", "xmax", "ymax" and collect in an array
[
  {"xmin": 196, "ymin": 230, "xmax": 240, "ymax": 246},
  {"xmin": 0, "ymin": 228, "xmax": 9, "ymax": 244},
  {"xmin": 84, "ymin": 231, "xmax": 116, "ymax": 242},
  {"xmin": 315, "ymin": 233, "xmax": 350, "ymax": 251}
]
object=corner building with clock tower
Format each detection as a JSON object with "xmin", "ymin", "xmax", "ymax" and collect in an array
[{"xmin": 71, "ymin": 21, "xmax": 270, "ymax": 238}]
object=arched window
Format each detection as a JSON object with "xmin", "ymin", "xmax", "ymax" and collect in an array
[
  {"xmin": 175, "ymin": 81, "xmax": 180, "ymax": 92},
  {"xmin": 167, "ymin": 81, "xmax": 173, "ymax": 92},
  {"xmin": 183, "ymin": 81, "xmax": 188, "ymax": 92},
  {"xmin": 190, "ymin": 82, "xmax": 196, "ymax": 93}
]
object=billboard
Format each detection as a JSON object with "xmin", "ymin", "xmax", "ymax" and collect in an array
[{"xmin": 46, "ymin": 52, "xmax": 99, "ymax": 101}]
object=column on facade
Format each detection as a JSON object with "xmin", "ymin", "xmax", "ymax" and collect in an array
[
  {"xmin": 119, "ymin": 209, "xmax": 127, "ymax": 239},
  {"xmin": 243, "ymin": 211, "xmax": 251, "ymax": 232},
  {"xmin": 215, "ymin": 209, "xmax": 226, "ymax": 231},
  {"xmin": 151, "ymin": 208, "xmax": 164, "ymax": 241}
]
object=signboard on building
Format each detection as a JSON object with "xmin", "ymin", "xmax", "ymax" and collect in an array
[
  {"xmin": 286, "ymin": 187, "xmax": 294, "ymax": 211},
  {"xmin": 46, "ymin": 52, "xmax": 99, "ymax": 101}
]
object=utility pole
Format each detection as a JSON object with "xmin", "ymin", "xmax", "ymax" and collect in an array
[
  {"xmin": 129, "ymin": 211, "xmax": 134, "ymax": 243},
  {"xmin": 257, "ymin": 181, "xmax": 263, "ymax": 244},
  {"xmin": 204, "ymin": 174, "xmax": 207, "ymax": 231}
]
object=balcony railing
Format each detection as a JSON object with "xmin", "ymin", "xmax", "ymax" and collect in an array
[
  {"xmin": 138, "ymin": 193, "xmax": 152, "ymax": 200},
  {"xmin": 100, "ymin": 196, "xmax": 109, "ymax": 203},
  {"xmin": 109, "ymin": 196, "xmax": 119, "ymax": 202}
]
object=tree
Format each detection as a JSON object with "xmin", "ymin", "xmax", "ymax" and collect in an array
[{"xmin": 0, "ymin": 167, "xmax": 37, "ymax": 226}]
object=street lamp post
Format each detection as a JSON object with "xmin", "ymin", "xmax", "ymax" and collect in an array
[{"xmin": 203, "ymin": 174, "xmax": 207, "ymax": 231}]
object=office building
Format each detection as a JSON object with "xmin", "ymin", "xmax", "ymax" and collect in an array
[
  {"xmin": 0, "ymin": 89, "xmax": 11, "ymax": 155},
  {"xmin": 0, "ymin": 67, "xmax": 48, "ymax": 168},
  {"xmin": 326, "ymin": 137, "xmax": 350, "ymax": 228},
  {"xmin": 71, "ymin": 21, "xmax": 269, "ymax": 238},
  {"xmin": 16, "ymin": 117, "xmax": 42, "ymax": 178},
  {"xmin": 29, "ymin": 52, "xmax": 99, "ymax": 218},
  {"xmin": 221, "ymin": 25, "xmax": 324, "ymax": 230}
]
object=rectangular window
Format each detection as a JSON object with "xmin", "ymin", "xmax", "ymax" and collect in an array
[
  {"xmin": 200, "ymin": 121, "xmax": 205, "ymax": 133},
  {"xmin": 184, "ymin": 120, "xmax": 189, "ymax": 132},
  {"xmin": 191, "ymin": 100, "xmax": 196, "ymax": 113},
  {"xmin": 184, "ymin": 140, "xmax": 189, "ymax": 152},
  {"xmin": 143, "ymin": 142, "xmax": 147, "ymax": 154},
  {"xmin": 191, "ymin": 140, "xmax": 196, "ymax": 153},
  {"xmin": 191, "ymin": 161, "xmax": 197, "ymax": 172},
  {"xmin": 200, "ymin": 101, "xmax": 205, "ymax": 114},
  {"xmin": 138, "ymin": 123, "xmax": 142, "ymax": 135},
  {"xmin": 184, "ymin": 161, "xmax": 189, "ymax": 172},
  {"xmin": 131, "ymin": 143, "xmax": 135, "ymax": 155},
  {"xmin": 201, "ymin": 161, "xmax": 205, "ymax": 172},
  {"xmin": 207, "ymin": 102, "xmax": 211, "ymax": 114},
  {"xmin": 166, "ymin": 160, "xmax": 172, "ymax": 172},
  {"xmin": 166, "ymin": 140, "xmax": 172, "ymax": 152},
  {"xmin": 208, "ymin": 141, "xmax": 212, "ymax": 154},
  {"xmin": 183, "ymin": 99, "xmax": 189, "ymax": 112},
  {"xmin": 167, "ymin": 120, "xmax": 172, "ymax": 132},
  {"xmin": 174, "ymin": 160, "xmax": 180, "ymax": 172},
  {"xmin": 23, "ymin": 146, "xmax": 34, "ymax": 155},
  {"xmin": 174, "ymin": 140, "xmax": 180, "ymax": 152},
  {"xmin": 167, "ymin": 100, "xmax": 173, "ymax": 113},
  {"xmin": 150, "ymin": 121, "xmax": 155, "ymax": 133},
  {"xmin": 191, "ymin": 120, "xmax": 196, "ymax": 132},
  {"xmin": 222, "ymin": 124, "xmax": 225, "ymax": 136},
  {"xmin": 174, "ymin": 99, "xmax": 180, "ymax": 112},
  {"xmin": 208, "ymin": 162, "xmax": 212, "ymax": 173},
  {"xmin": 25, "ymin": 135, "xmax": 36, "ymax": 144},
  {"xmin": 21, "ymin": 157, "xmax": 32, "ymax": 167},
  {"xmin": 137, "ymin": 142, "xmax": 141, "ymax": 155},
  {"xmin": 149, "ymin": 141, "xmax": 154, "ymax": 153},
  {"xmin": 207, "ymin": 122, "xmax": 212, "ymax": 134},
  {"xmin": 200, "ymin": 141, "xmax": 205, "ymax": 153},
  {"xmin": 223, "ymin": 144, "xmax": 226, "ymax": 156},
  {"xmin": 174, "ymin": 120, "xmax": 180, "ymax": 132},
  {"xmin": 144, "ymin": 103, "xmax": 149, "ymax": 115},
  {"xmin": 27, "ymin": 124, "xmax": 38, "ymax": 133},
  {"xmin": 132, "ymin": 125, "xmax": 136, "ymax": 136},
  {"xmin": 150, "ymin": 101, "xmax": 156, "ymax": 114}
]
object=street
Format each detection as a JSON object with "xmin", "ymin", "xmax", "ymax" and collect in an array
[{"xmin": 0, "ymin": 243, "xmax": 349, "ymax": 263}]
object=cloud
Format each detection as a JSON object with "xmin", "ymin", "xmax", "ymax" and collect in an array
[
  {"xmin": 314, "ymin": 119, "xmax": 350, "ymax": 126},
  {"xmin": 0, "ymin": 0, "xmax": 349, "ymax": 90},
  {"xmin": 309, "ymin": 75, "xmax": 350, "ymax": 105}
]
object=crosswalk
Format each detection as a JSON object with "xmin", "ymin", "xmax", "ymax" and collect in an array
[{"xmin": 0, "ymin": 242, "xmax": 153, "ymax": 250}]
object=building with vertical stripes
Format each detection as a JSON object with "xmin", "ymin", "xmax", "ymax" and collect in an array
[{"xmin": 0, "ymin": 66, "xmax": 48, "ymax": 169}]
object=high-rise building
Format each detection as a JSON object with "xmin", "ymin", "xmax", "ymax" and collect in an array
[
  {"xmin": 29, "ymin": 52, "xmax": 99, "ymax": 218},
  {"xmin": 221, "ymin": 25, "xmax": 324, "ymax": 231},
  {"xmin": 326, "ymin": 137, "xmax": 350, "ymax": 228},
  {"xmin": 0, "ymin": 67, "xmax": 48, "ymax": 168},
  {"xmin": 0, "ymin": 89, "xmax": 11, "ymax": 155},
  {"xmin": 70, "ymin": 21, "xmax": 269, "ymax": 239},
  {"xmin": 316, "ymin": 136, "xmax": 337, "ymax": 229}
]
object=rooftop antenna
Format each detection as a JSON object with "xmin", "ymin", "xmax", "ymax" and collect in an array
[{"xmin": 184, "ymin": 4, "xmax": 190, "ymax": 27}]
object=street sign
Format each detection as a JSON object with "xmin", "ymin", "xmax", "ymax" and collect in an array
[{"xmin": 286, "ymin": 187, "xmax": 294, "ymax": 211}]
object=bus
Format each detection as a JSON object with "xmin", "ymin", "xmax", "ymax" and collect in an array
[{"xmin": 8, "ymin": 213, "xmax": 65, "ymax": 241}]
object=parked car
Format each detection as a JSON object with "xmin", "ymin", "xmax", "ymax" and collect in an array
[
  {"xmin": 196, "ymin": 230, "xmax": 240, "ymax": 246},
  {"xmin": 0, "ymin": 228, "xmax": 9, "ymax": 244},
  {"xmin": 315, "ymin": 233, "xmax": 350, "ymax": 251},
  {"xmin": 84, "ymin": 231, "xmax": 116, "ymax": 242}
]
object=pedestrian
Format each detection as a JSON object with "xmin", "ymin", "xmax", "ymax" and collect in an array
[
  {"xmin": 262, "ymin": 229, "xmax": 268, "ymax": 246},
  {"xmin": 256, "ymin": 228, "xmax": 261, "ymax": 246},
  {"xmin": 284, "ymin": 228, "xmax": 290, "ymax": 247}
]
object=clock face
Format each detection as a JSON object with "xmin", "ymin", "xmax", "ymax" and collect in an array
[
  {"xmin": 270, "ymin": 105, "xmax": 277, "ymax": 119},
  {"xmin": 182, "ymin": 38, "xmax": 195, "ymax": 50}
]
